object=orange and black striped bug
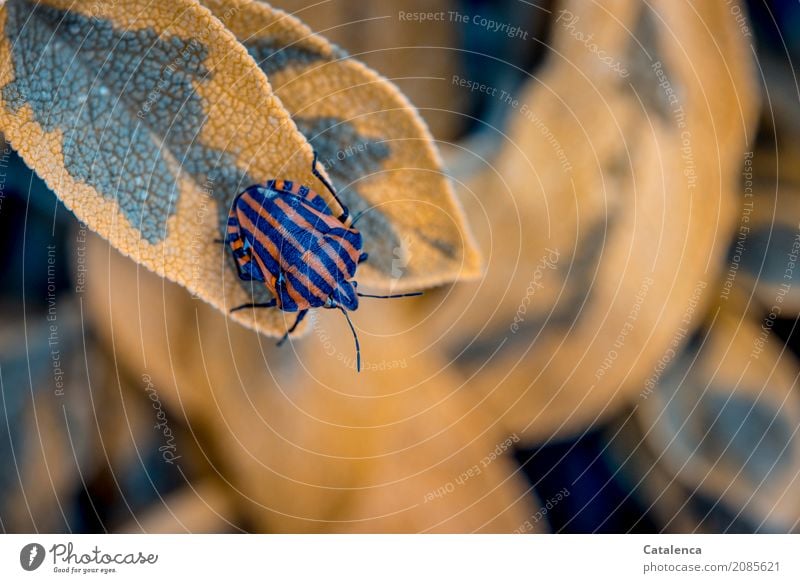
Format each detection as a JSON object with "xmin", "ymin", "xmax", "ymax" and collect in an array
[{"xmin": 222, "ymin": 152, "xmax": 421, "ymax": 372}]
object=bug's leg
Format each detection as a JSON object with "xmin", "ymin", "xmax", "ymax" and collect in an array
[
  {"xmin": 224, "ymin": 204, "xmax": 253, "ymax": 279},
  {"xmin": 228, "ymin": 238, "xmax": 257, "ymax": 282},
  {"xmin": 276, "ymin": 309, "xmax": 309, "ymax": 347},
  {"xmin": 213, "ymin": 238, "xmax": 225, "ymax": 245},
  {"xmin": 230, "ymin": 299, "xmax": 277, "ymax": 313},
  {"xmin": 311, "ymin": 150, "xmax": 350, "ymax": 222},
  {"xmin": 231, "ymin": 256, "xmax": 253, "ymax": 281}
]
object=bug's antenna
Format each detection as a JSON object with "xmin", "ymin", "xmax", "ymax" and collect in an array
[
  {"xmin": 339, "ymin": 307, "xmax": 361, "ymax": 372},
  {"xmin": 311, "ymin": 151, "xmax": 350, "ymax": 222},
  {"xmin": 357, "ymin": 292, "xmax": 424, "ymax": 299}
]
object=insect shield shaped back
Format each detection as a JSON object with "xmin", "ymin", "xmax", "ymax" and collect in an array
[{"xmin": 223, "ymin": 159, "xmax": 425, "ymax": 371}]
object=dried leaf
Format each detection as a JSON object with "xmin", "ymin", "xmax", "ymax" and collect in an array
[
  {"xmin": 85, "ymin": 234, "xmax": 535, "ymax": 532},
  {"xmin": 0, "ymin": 0, "xmax": 324, "ymax": 337},
  {"xmin": 427, "ymin": 0, "xmax": 760, "ymax": 441},
  {"xmin": 201, "ymin": 0, "xmax": 481, "ymax": 291},
  {"xmin": 634, "ymin": 303, "xmax": 800, "ymax": 531}
]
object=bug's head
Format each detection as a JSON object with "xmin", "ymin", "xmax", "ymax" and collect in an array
[{"xmin": 331, "ymin": 281, "xmax": 359, "ymax": 312}]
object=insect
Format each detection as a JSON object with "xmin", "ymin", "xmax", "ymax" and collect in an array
[{"xmin": 224, "ymin": 152, "xmax": 421, "ymax": 372}]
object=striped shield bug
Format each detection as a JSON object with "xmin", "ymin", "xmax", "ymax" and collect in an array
[{"xmin": 224, "ymin": 152, "xmax": 421, "ymax": 371}]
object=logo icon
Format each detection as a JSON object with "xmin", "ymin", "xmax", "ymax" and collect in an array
[
  {"xmin": 389, "ymin": 235, "xmax": 413, "ymax": 292},
  {"xmin": 19, "ymin": 543, "xmax": 46, "ymax": 571}
]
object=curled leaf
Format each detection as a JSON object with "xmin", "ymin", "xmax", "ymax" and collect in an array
[
  {"xmin": 634, "ymin": 306, "xmax": 800, "ymax": 531},
  {"xmin": 201, "ymin": 0, "xmax": 481, "ymax": 291},
  {"xmin": 0, "ymin": 0, "xmax": 330, "ymax": 337},
  {"xmin": 428, "ymin": 0, "xmax": 759, "ymax": 440}
]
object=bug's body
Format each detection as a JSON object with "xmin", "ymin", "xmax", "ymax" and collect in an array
[
  {"xmin": 226, "ymin": 179, "xmax": 364, "ymax": 312},
  {"xmin": 225, "ymin": 152, "xmax": 421, "ymax": 372}
]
